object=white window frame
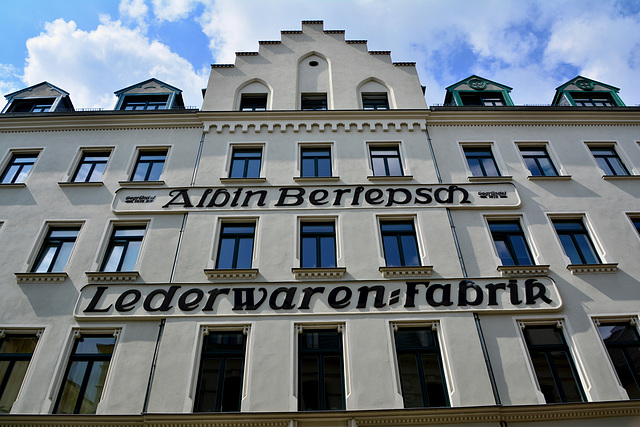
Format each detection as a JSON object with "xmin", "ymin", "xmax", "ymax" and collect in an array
[
  {"xmin": 365, "ymin": 141, "xmax": 411, "ymax": 178},
  {"xmin": 223, "ymin": 142, "xmax": 267, "ymax": 180},
  {"xmin": 0, "ymin": 148, "xmax": 44, "ymax": 185},
  {"xmin": 458, "ymin": 142, "xmax": 508, "ymax": 179},
  {"xmin": 63, "ymin": 146, "xmax": 115, "ymax": 184},
  {"xmin": 296, "ymin": 141, "xmax": 337, "ymax": 179},
  {"xmin": 514, "ymin": 141, "xmax": 567, "ymax": 177}
]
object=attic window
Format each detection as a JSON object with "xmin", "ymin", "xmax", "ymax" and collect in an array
[
  {"xmin": 301, "ymin": 93, "xmax": 327, "ymax": 111},
  {"xmin": 459, "ymin": 92, "xmax": 505, "ymax": 107},
  {"xmin": 362, "ymin": 93, "xmax": 389, "ymax": 110},
  {"xmin": 121, "ymin": 95, "xmax": 169, "ymax": 110},
  {"xmin": 570, "ymin": 93, "xmax": 615, "ymax": 107},
  {"xmin": 8, "ymin": 99, "xmax": 54, "ymax": 113},
  {"xmin": 240, "ymin": 94, "xmax": 267, "ymax": 111}
]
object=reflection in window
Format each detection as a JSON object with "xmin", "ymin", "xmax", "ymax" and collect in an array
[
  {"xmin": 72, "ymin": 152, "xmax": 110, "ymax": 182},
  {"xmin": 229, "ymin": 148, "xmax": 262, "ymax": 179},
  {"xmin": 32, "ymin": 227, "xmax": 80, "ymax": 273},
  {"xmin": 463, "ymin": 147, "xmax": 500, "ymax": 177},
  {"xmin": 121, "ymin": 95, "xmax": 169, "ymax": 110},
  {"xmin": 598, "ymin": 323, "xmax": 640, "ymax": 399},
  {"xmin": 488, "ymin": 221, "xmax": 534, "ymax": 266},
  {"xmin": 101, "ymin": 226, "xmax": 146, "ymax": 272},
  {"xmin": 1, "ymin": 153, "xmax": 38, "ymax": 184},
  {"xmin": 380, "ymin": 221, "xmax": 420, "ymax": 267},
  {"xmin": 301, "ymin": 147, "xmax": 331, "ymax": 178},
  {"xmin": 131, "ymin": 151, "xmax": 166, "ymax": 181},
  {"xmin": 552, "ymin": 219, "xmax": 601, "ymax": 264},
  {"xmin": 216, "ymin": 224, "xmax": 255, "ymax": 269},
  {"xmin": 520, "ymin": 147, "xmax": 558, "ymax": 177},
  {"xmin": 54, "ymin": 335, "xmax": 116, "ymax": 414},
  {"xmin": 301, "ymin": 223, "xmax": 336, "ymax": 268},
  {"xmin": 370, "ymin": 146, "xmax": 403, "ymax": 176},
  {"xmin": 589, "ymin": 147, "xmax": 629, "ymax": 176},
  {"xmin": 194, "ymin": 331, "xmax": 246, "ymax": 412},
  {"xmin": 0, "ymin": 335, "xmax": 38, "ymax": 413}
]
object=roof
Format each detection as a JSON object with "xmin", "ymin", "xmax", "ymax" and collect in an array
[
  {"xmin": 114, "ymin": 78, "xmax": 183, "ymax": 96},
  {"xmin": 4, "ymin": 81, "xmax": 70, "ymax": 99}
]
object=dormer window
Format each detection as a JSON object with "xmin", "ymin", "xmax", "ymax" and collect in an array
[
  {"xmin": 113, "ymin": 78, "xmax": 186, "ymax": 111},
  {"xmin": 301, "ymin": 93, "xmax": 327, "ymax": 111},
  {"xmin": 2, "ymin": 82, "xmax": 74, "ymax": 114},
  {"xmin": 8, "ymin": 99, "xmax": 54, "ymax": 113},
  {"xmin": 569, "ymin": 93, "xmax": 615, "ymax": 107},
  {"xmin": 459, "ymin": 92, "xmax": 505, "ymax": 106},
  {"xmin": 121, "ymin": 95, "xmax": 169, "ymax": 111},
  {"xmin": 443, "ymin": 76, "xmax": 513, "ymax": 107},
  {"xmin": 240, "ymin": 94, "xmax": 267, "ymax": 111},
  {"xmin": 552, "ymin": 77, "xmax": 625, "ymax": 107},
  {"xmin": 362, "ymin": 93, "xmax": 389, "ymax": 110}
]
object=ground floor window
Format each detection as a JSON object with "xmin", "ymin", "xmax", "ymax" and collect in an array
[
  {"xmin": 0, "ymin": 334, "xmax": 38, "ymax": 413},
  {"xmin": 597, "ymin": 322, "xmax": 640, "ymax": 399}
]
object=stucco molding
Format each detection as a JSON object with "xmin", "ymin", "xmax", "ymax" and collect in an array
[
  {"xmin": 15, "ymin": 272, "xmax": 68, "ymax": 283},
  {"xmin": 292, "ymin": 267, "xmax": 346, "ymax": 279},
  {"xmin": 567, "ymin": 263, "xmax": 618, "ymax": 274},
  {"xmin": 497, "ymin": 265, "xmax": 550, "ymax": 277},
  {"xmin": 204, "ymin": 269, "xmax": 259, "ymax": 280},
  {"xmin": 379, "ymin": 266, "xmax": 433, "ymax": 278},
  {"xmin": 86, "ymin": 271, "xmax": 140, "ymax": 283}
]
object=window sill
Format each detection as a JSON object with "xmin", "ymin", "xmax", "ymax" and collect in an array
[
  {"xmin": 86, "ymin": 271, "xmax": 140, "ymax": 283},
  {"xmin": 118, "ymin": 180, "xmax": 165, "ymax": 187},
  {"xmin": 367, "ymin": 175, "xmax": 413, "ymax": 182},
  {"xmin": 292, "ymin": 267, "xmax": 346, "ymax": 279},
  {"xmin": 527, "ymin": 175, "xmax": 572, "ymax": 181},
  {"xmin": 294, "ymin": 176, "xmax": 340, "ymax": 183},
  {"xmin": 58, "ymin": 181, "xmax": 104, "ymax": 187},
  {"xmin": 567, "ymin": 263, "xmax": 618, "ymax": 274},
  {"xmin": 220, "ymin": 177, "xmax": 266, "ymax": 184},
  {"xmin": 497, "ymin": 265, "xmax": 550, "ymax": 277},
  {"xmin": 204, "ymin": 268, "xmax": 259, "ymax": 280},
  {"xmin": 468, "ymin": 176, "xmax": 512, "ymax": 182},
  {"xmin": 379, "ymin": 266, "xmax": 433, "ymax": 278},
  {"xmin": 15, "ymin": 272, "xmax": 68, "ymax": 283},
  {"xmin": 0, "ymin": 183, "xmax": 26, "ymax": 188},
  {"xmin": 602, "ymin": 175, "xmax": 640, "ymax": 180}
]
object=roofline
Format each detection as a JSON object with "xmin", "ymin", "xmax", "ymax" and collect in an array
[
  {"xmin": 114, "ymin": 78, "xmax": 183, "ymax": 96},
  {"xmin": 4, "ymin": 81, "xmax": 70, "ymax": 99}
]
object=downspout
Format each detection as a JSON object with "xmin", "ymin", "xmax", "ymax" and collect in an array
[{"xmin": 424, "ymin": 124, "xmax": 503, "ymax": 409}]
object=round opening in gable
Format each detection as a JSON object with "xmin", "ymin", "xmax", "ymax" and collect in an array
[{"xmin": 309, "ymin": 61, "xmax": 319, "ymax": 67}]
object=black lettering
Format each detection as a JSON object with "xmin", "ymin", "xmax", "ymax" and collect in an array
[
  {"xmin": 206, "ymin": 189, "xmax": 230, "ymax": 207},
  {"xmin": 333, "ymin": 188, "xmax": 351, "ymax": 206},
  {"xmin": 178, "ymin": 289, "xmax": 204, "ymax": 311},
  {"xmin": 414, "ymin": 188, "xmax": 433, "ymax": 204},
  {"xmin": 328, "ymin": 286, "xmax": 352, "ymax": 309},
  {"xmin": 365, "ymin": 188, "xmax": 384, "ymax": 205},
  {"xmin": 452, "ymin": 185, "xmax": 471, "ymax": 204},
  {"xmin": 195, "ymin": 188, "xmax": 213, "ymax": 207},
  {"xmin": 458, "ymin": 280, "xmax": 483, "ymax": 306},
  {"xmin": 233, "ymin": 287, "xmax": 268, "ymax": 310},
  {"xmin": 525, "ymin": 279, "xmax": 553, "ymax": 305},
  {"xmin": 309, "ymin": 189, "xmax": 329, "ymax": 205},
  {"xmin": 385, "ymin": 188, "xmax": 412, "ymax": 206},
  {"xmin": 242, "ymin": 190, "xmax": 267, "ymax": 207},
  {"xmin": 143, "ymin": 286, "xmax": 181, "ymax": 312},
  {"xmin": 83, "ymin": 286, "xmax": 113, "ymax": 313},
  {"xmin": 351, "ymin": 186, "xmax": 365, "ymax": 205},
  {"xmin": 507, "ymin": 279, "xmax": 522, "ymax": 305},
  {"xmin": 434, "ymin": 186, "xmax": 454, "ymax": 204},
  {"xmin": 299, "ymin": 287, "xmax": 326, "ymax": 309},
  {"xmin": 230, "ymin": 188, "xmax": 243, "ymax": 207},
  {"xmin": 485, "ymin": 283, "xmax": 506, "ymax": 306},
  {"xmin": 276, "ymin": 187, "xmax": 305, "ymax": 206},
  {"xmin": 426, "ymin": 283, "xmax": 453, "ymax": 306},
  {"xmin": 203, "ymin": 288, "xmax": 230, "ymax": 311},
  {"xmin": 162, "ymin": 189, "xmax": 193, "ymax": 208},
  {"xmin": 115, "ymin": 289, "xmax": 141, "ymax": 312},
  {"xmin": 404, "ymin": 282, "xmax": 424, "ymax": 308},
  {"xmin": 269, "ymin": 287, "xmax": 297, "ymax": 310},
  {"xmin": 356, "ymin": 285, "xmax": 386, "ymax": 308}
]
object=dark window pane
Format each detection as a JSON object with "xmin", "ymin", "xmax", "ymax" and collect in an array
[
  {"xmin": 381, "ymin": 221, "xmax": 420, "ymax": 267},
  {"xmin": 370, "ymin": 147, "xmax": 403, "ymax": 176},
  {"xmin": 598, "ymin": 323, "xmax": 640, "ymax": 399},
  {"xmin": 298, "ymin": 330, "xmax": 344, "ymax": 411},
  {"xmin": 464, "ymin": 147, "xmax": 500, "ymax": 177},
  {"xmin": 230, "ymin": 149, "xmax": 262, "ymax": 178},
  {"xmin": 131, "ymin": 151, "xmax": 166, "ymax": 181},
  {"xmin": 301, "ymin": 223, "xmax": 336, "ymax": 268},
  {"xmin": 216, "ymin": 224, "xmax": 255, "ymax": 269},
  {"xmin": 1, "ymin": 154, "xmax": 38, "ymax": 184},
  {"xmin": 101, "ymin": 226, "xmax": 145, "ymax": 272},
  {"xmin": 553, "ymin": 220, "xmax": 601, "ymax": 265}
]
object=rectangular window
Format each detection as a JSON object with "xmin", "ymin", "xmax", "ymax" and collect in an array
[
  {"xmin": 298, "ymin": 329, "xmax": 345, "ymax": 411},
  {"xmin": 380, "ymin": 221, "xmax": 420, "ymax": 267},
  {"xmin": 101, "ymin": 226, "xmax": 146, "ymax": 272},
  {"xmin": 121, "ymin": 95, "xmax": 168, "ymax": 110},
  {"xmin": 8, "ymin": 99, "xmax": 54, "ymax": 113},
  {"xmin": 216, "ymin": 223, "xmax": 255, "ymax": 269},
  {"xmin": 589, "ymin": 146, "xmax": 629, "ymax": 176},
  {"xmin": 597, "ymin": 322, "xmax": 640, "ymax": 399},
  {"xmin": 301, "ymin": 222, "xmax": 336, "ymax": 268},
  {"xmin": 72, "ymin": 151, "xmax": 110, "ymax": 182},
  {"xmin": 194, "ymin": 331, "xmax": 247, "ymax": 412},
  {"xmin": 131, "ymin": 150, "xmax": 166, "ymax": 181},
  {"xmin": 519, "ymin": 146, "xmax": 558, "ymax": 176},
  {"xmin": 54, "ymin": 334, "xmax": 116, "ymax": 414},
  {"xmin": 552, "ymin": 219, "xmax": 601, "ymax": 264},
  {"xmin": 488, "ymin": 220, "xmax": 534, "ymax": 266},
  {"xmin": 632, "ymin": 217, "xmax": 640, "ymax": 235},
  {"xmin": 229, "ymin": 148, "xmax": 262, "ymax": 179},
  {"xmin": 463, "ymin": 147, "xmax": 500, "ymax": 177},
  {"xmin": 0, "ymin": 334, "xmax": 38, "ymax": 413},
  {"xmin": 394, "ymin": 327, "xmax": 448, "ymax": 408},
  {"xmin": 523, "ymin": 325, "xmax": 585, "ymax": 403},
  {"xmin": 571, "ymin": 93, "xmax": 615, "ymax": 107},
  {"xmin": 301, "ymin": 147, "xmax": 331, "ymax": 178},
  {"xmin": 370, "ymin": 146, "xmax": 403, "ymax": 176},
  {"xmin": 1, "ymin": 153, "xmax": 38, "ymax": 184},
  {"xmin": 32, "ymin": 227, "xmax": 80, "ymax": 273},
  {"xmin": 301, "ymin": 93, "xmax": 327, "ymax": 111},
  {"xmin": 362, "ymin": 93, "xmax": 389, "ymax": 110},
  {"xmin": 459, "ymin": 92, "xmax": 505, "ymax": 106},
  {"xmin": 239, "ymin": 94, "xmax": 267, "ymax": 111}
]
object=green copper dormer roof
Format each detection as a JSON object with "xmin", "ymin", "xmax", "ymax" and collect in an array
[
  {"xmin": 114, "ymin": 78, "xmax": 185, "ymax": 110},
  {"xmin": 444, "ymin": 75, "xmax": 514, "ymax": 106},
  {"xmin": 552, "ymin": 76, "xmax": 624, "ymax": 106},
  {"xmin": 2, "ymin": 81, "xmax": 74, "ymax": 113}
]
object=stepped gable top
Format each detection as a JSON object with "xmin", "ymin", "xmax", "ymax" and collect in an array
[
  {"xmin": 2, "ymin": 81, "xmax": 74, "ymax": 113},
  {"xmin": 444, "ymin": 74, "xmax": 514, "ymax": 106},
  {"xmin": 552, "ymin": 75, "xmax": 625, "ymax": 106}
]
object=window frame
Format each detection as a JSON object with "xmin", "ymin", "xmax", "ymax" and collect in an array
[
  {"xmin": 378, "ymin": 218, "xmax": 422, "ymax": 267},
  {"xmin": 0, "ymin": 331, "xmax": 41, "ymax": 413},
  {"xmin": 367, "ymin": 143, "xmax": 406, "ymax": 177},
  {"xmin": 239, "ymin": 93, "xmax": 268, "ymax": 111},
  {"xmin": 587, "ymin": 144, "xmax": 631, "ymax": 176},
  {"xmin": 517, "ymin": 144, "xmax": 559, "ymax": 177},
  {"xmin": 214, "ymin": 221, "xmax": 257, "ymax": 270},
  {"xmin": 550, "ymin": 217, "xmax": 602, "ymax": 265},
  {"xmin": 299, "ymin": 144, "xmax": 333, "ymax": 178},
  {"xmin": 462, "ymin": 144, "xmax": 502, "ymax": 177},
  {"xmin": 300, "ymin": 93, "xmax": 328, "ymax": 111},
  {"xmin": 361, "ymin": 92, "xmax": 390, "ymax": 110},
  {"xmin": 227, "ymin": 145, "xmax": 265, "ymax": 179},
  {"xmin": 0, "ymin": 150, "xmax": 41, "ymax": 185},
  {"xmin": 129, "ymin": 148, "xmax": 168, "ymax": 182},
  {"xmin": 487, "ymin": 219, "xmax": 536, "ymax": 266},
  {"xmin": 99, "ymin": 224, "xmax": 147, "ymax": 272},
  {"xmin": 70, "ymin": 149, "xmax": 112, "ymax": 183},
  {"xmin": 31, "ymin": 226, "xmax": 81, "ymax": 273},
  {"xmin": 300, "ymin": 221, "xmax": 337, "ymax": 269},
  {"xmin": 120, "ymin": 94, "xmax": 170, "ymax": 111}
]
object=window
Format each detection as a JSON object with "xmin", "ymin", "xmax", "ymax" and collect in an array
[
  {"xmin": 229, "ymin": 148, "xmax": 262, "ymax": 179},
  {"xmin": 597, "ymin": 322, "xmax": 640, "ymax": 399},
  {"xmin": 519, "ymin": 146, "xmax": 558, "ymax": 176},
  {"xmin": 301, "ymin": 222, "xmax": 336, "ymax": 268},
  {"xmin": 101, "ymin": 226, "xmax": 146, "ymax": 272},
  {"xmin": 0, "ymin": 334, "xmax": 38, "ymax": 413},
  {"xmin": 370, "ymin": 146, "xmax": 403, "ymax": 176},
  {"xmin": 54, "ymin": 334, "xmax": 116, "ymax": 414},
  {"xmin": 298, "ymin": 329, "xmax": 345, "ymax": 411},
  {"xmin": 194, "ymin": 331, "xmax": 247, "ymax": 412},
  {"xmin": 121, "ymin": 95, "xmax": 168, "ymax": 110},
  {"xmin": 523, "ymin": 325, "xmax": 585, "ymax": 403},
  {"xmin": 552, "ymin": 219, "xmax": 601, "ymax": 264},
  {"xmin": 570, "ymin": 93, "xmax": 615, "ymax": 107},
  {"xmin": 216, "ymin": 224, "xmax": 255, "ymax": 269},
  {"xmin": 8, "ymin": 99, "xmax": 54, "ymax": 113},
  {"xmin": 301, "ymin": 93, "xmax": 327, "ymax": 111},
  {"xmin": 362, "ymin": 93, "xmax": 389, "ymax": 110},
  {"xmin": 394, "ymin": 327, "xmax": 448, "ymax": 408},
  {"xmin": 131, "ymin": 150, "xmax": 166, "ymax": 181},
  {"xmin": 239, "ymin": 94, "xmax": 267, "ymax": 111},
  {"xmin": 301, "ymin": 147, "xmax": 331, "ymax": 178},
  {"xmin": 463, "ymin": 147, "xmax": 500, "ymax": 177},
  {"xmin": 32, "ymin": 227, "xmax": 80, "ymax": 273},
  {"xmin": 380, "ymin": 221, "xmax": 420, "ymax": 267},
  {"xmin": 632, "ymin": 217, "xmax": 640, "ymax": 235},
  {"xmin": 459, "ymin": 92, "xmax": 505, "ymax": 106},
  {"xmin": 72, "ymin": 151, "xmax": 110, "ymax": 182},
  {"xmin": 589, "ymin": 146, "xmax": 629, "ymax": 176},
  {"xmin": 1, "ymin": 153, "xmax": 38, "ymax": 184},
  {"xmin": 488, "ymin": 220, "xmax": 534, "ymax": 266}
]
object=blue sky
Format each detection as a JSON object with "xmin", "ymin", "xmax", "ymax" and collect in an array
[{"xmin": 2, "ymin": 0, "xmax": 639, "ymax": 109}]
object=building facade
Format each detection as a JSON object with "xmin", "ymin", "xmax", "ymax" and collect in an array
[{"xmin": 1, "ymin": 20, "xmax": 640, "ymax": 426}]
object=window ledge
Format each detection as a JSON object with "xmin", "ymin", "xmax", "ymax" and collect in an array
[
  {"xmin": 567, "ymin": 263, "xmax": 618, "ymax": 274},
  {"xmin": 294, "ymin": 176, "xmax": 340, "ymax": 183},
  {"xmin": 468, "ymin": 176, "xmax": 512, "ymax": 182},
  {"xmin": 602, "ymin": 175, "xmax": 640, "ymax": 180},
  {"xmin": 367, "ymin": 175, "xmax": 413, "ymax": 182},
  {"xmin": 498, "ymin": 265, "xmax": 550, "ymax": 277},
  {"xmin": 204, "ymin": 268, "xmax": 259, "ymax": 280},
  {"xmin": 220, "ymin": 177, "xmax": 266, "ymax": 184},
  {"xmin": 292, "ymin": 267, "xmax": 346, "ymax": 279},
  {"xmin": 527, "ymin": 175, "xmax": 572, "ymax": 181},
  {"xmin": 86, "ymin": 271, "xmax": 140, "ymax": 283},
  {"xmin": 15, "ymin": 272, "xmax": 68, "ymax": 283},
  {"xmin": 0, "ymin": 183, "xmax": 26, "ymax": 188},
  {"xmin": 379, "ymin": 266, "xmax": 433, "ymax": 278},
  {"xmin": 118, "ymin": 180, "xmax": 165, "ymax": 187},
  {"xmin": 58, "ymin": 181, "xmax": 104, "ymax": 187}
]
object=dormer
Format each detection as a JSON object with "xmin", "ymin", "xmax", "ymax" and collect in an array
[
  {"xmin": 444, "ymin": 75, "xmax": 513, "ymax": 107},
  {"xmin": 552, "ymin": 76, "xmax": 624, "ymax": 107},
  {"xmin": 114, "ymin": 78, "xmax": 185, "ymax": 111},
  {"xmin": 2, "ymin": 82, "xmax": 74, "ymax": 113}
]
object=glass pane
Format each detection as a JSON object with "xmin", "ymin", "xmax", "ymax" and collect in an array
[
  {"xmin": 299, "ymin": 355, "xmax": 319, "ymax": 410},
  {"xmin": 74, "ymin": 163, "xmax": 91, "ymax": 182},
  {"xmin": 0, "ymin": 337, "xmax": 37, "ymax": 354},
  {"xmin": 396, "ymin": 329, "xmax": 436, "ymax": 349},
  {"xmin": 197, "ymin": 357, "xmax": 221, "ymax": 412},
  {"xmin": 51, "ymin": 241, "xmax": 74, "ymax": 272},
  {"xmin": 400, "ymin": 235, "xmax": 420, "ymax": 266},
  {"xmin": 323, "ymin": 355, "xmax": 344, "ymax": 410},
  {"xmin": 371, "ymin": 157, "xmax": 386, "ymax": 176},
  {"xmin": 553, "ymin": 221, "xmax": 583, "ymax": 232},
  {"xmin": 88, "ymin": 163, "xmax": 107, "ymax": 181},
  {"xmin": 573, "ymin": 234, "xmax": 599, "ymax": 264},
  {"xmin": 480, "ymin": 157, "xmax": 500, "ymax": 176},
  {"xmin": 15, "ymin": 165, "xmax": 33, "ymax": 183},
  {"xmin": 387, "ymin": 157, "xmax": 403, "ymax": 176},
  {"xmin": 302, "ymin": 236, "xmax": 318, "ymax": 268},
  {"xmin": 49, "ymin": 229, "xmax": 79, "ymax": 239},
  {"xmin": 217, "ymin": 238, "xmax": 236, "ymax": 269},
  {"xmin": 1, "ymin": 165, "xmax": 20, "ymax": 183},
  {"xmin": 235, "ymin": 237, "xmax": 253, "ymax": 269},
  {"xmin": 551, "ymin": 351, "xmax": 583, "ymax": 402},
  {"xmin": 525, "ymin": 327, "xmax": 564, "ymax": 346},
  {"xmin": 131, "ymin": 164, "xmax": 148, "ymax": 181},
  {"xmin": 229, "ymin": 159, "xmax": 244, "ymax": 178},
  {"xmin": 524, "ymin": 157, "xmax": 541, "ymax": 176},
  {"xmin": 606, "ymin": 347, "xmax": 640, "ymax": 399},
  {"xmin": 56, "ymin": 361, "xmax": 89, "ymax": 414},
  {"xmin": 319, "ymin": 236, "xmax": 336, "ymax": 268},
  {"xmin": 220, "ymin": 357, "xmax": 243, "ymax": 412},
  {"xmin": 538, "ymin": 157, "xmax": 557, "ymax": 176},
  {"xmin": 0, "ymin": 361, "xmax": 29, "ymax": 412},
  {"xmin": 222, "ymin": 225, "xmax": 254, "ymax": 235},
  {"xmin": 494, "ymin": 239, "xmax": 514, "ymax": 265},
  {"xmin": 300, "ymin": 331, "xmax": 341, "ymax": 350},
  {"xmin": 317, "ymin": 157, "xmax": 331, "ymax": 177},
  {"xmin": 34, "ymin": 245, "xmax": 57, "ymax": 272},
  {"xmin": 609, "ymin": 158, "xmax": 628, "ymax": 175},
  {"xmin": 508, "ymin": 235, "xmax": 533, "ymax": 265},
  {"xmin": 421, "ymin": 353, "xmax": 447, "ymax": 407},
  {"xmin": 371, "ymin": 149, "xmax": 398, "ymax": 156},
  {"xmin": 113, "ymin": 228, "xmax": 145, "ymax": 238},
  {"xmin": 530, "ymin": 352, "xmax": 561, "ymax": 403},
  {"xmin": 558, "ymin": 234, "xmax": 582, "ymax": 264},
  {"xmin": 148, "ymin": 162, "xmax": 164, "ymax": 181},
  {"xmin": 398, "ymin": 353, "xmax": 423, "ymax": 407},
  {"xmin": 599, "ymin": 324, "xmax": 639, "ymax": 343},
  {"xmin": 382, "ymin": 235, "xmax": 401, "ymax": 266},
  {"xmin": 303, "ymin": 225, "xmax": 333, "ymax": 234},
  {"xmin": 467, "ymin": 158, "xmax": 483, "ymax": 176},
  {"xmin": 120, "ymin": 241, "xmax": 141, "ymax": 271},
  {"xmin": 102, "ymin": 244, "xmax": 124, "ymax": 272},
  {"xmin": 381, "ymin": 223, "xmax": 414, "ymax": 232},
  {"xmin": 301, "ymin": 158, "xmax": 315, "ymax": 177},
  {"xmin": 74, "ymin": 336, "xmax": 115, "ymax": 355},
  {"xmin": 79, "ymin": 360, "xmax": 110, "ymax": 414}
]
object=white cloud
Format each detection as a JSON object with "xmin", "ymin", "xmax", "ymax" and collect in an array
[
  {"xmin": 151, "ymin": 0, "xmax": 197, "ymax": 22},
  {"xmin": 120, "ymin": 0, "xmax": 149, "ymax": 20},
  {"xmin": 23, "ymin": 16, "xmax": 208, "ymax": 109},
  {"xmin": 0, "ymin": 63, "xmax": 23, "ymax": 99}
]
